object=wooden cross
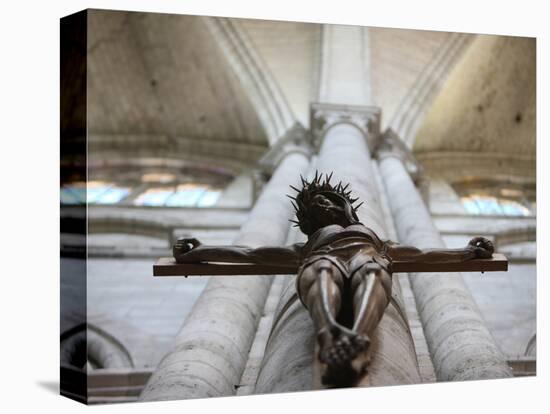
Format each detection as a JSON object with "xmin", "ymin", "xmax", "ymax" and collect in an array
[{"xmin": 153, "ymin": 253, "xmax": 507, "ymax": 277}]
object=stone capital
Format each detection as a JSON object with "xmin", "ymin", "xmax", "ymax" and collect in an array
[
  {"xmin": 376, "ymin": 128, "xmax": 424, "ymax": 182},
  {"xmin": 258, "ymin": 122, "xmax": 313, "ymax": 175},
  {"xmin": 309, "ymin": 102, "xmax": 381, "ymax": 153}
]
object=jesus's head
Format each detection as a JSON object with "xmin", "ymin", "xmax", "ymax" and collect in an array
[{"xmin": 288, "ymin": 171, "xmax": 363, "ymax": 236}]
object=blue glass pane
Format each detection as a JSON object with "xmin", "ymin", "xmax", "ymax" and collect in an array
[
  {"xmin": 462, "ymin": 199, "xmax": 480, "ymax": 214},
  {"xmin": 475, "ymin": 198, "xmax": 503, "ymax": 215},
  {"xmin": 134, "ymin": 189, "xmax": 175, "ymax": 206},
  {"xmin": 60, "ymin": 188, "xmax": 80, "ymax": 204},
  {"xmin": 462, "ymin": 194, "xmax": 532, "ymax": 217},
  {"xmin": 87, "ymin": 186, "xmax": 112, "ymax": 203},
  {"xmin": 197, "ymin": 190, "xmax": 221, "ymax": 207},
  {"xmin": 166, "ymin": 188, "xmax": 205, "ymax": 207},
  {"xmin": 96, "ymin": 188, "xmax": 130, "ymax": 204},
  {"xmin": 500, "ymin": 200, "xmax": 530, "ymax": 216},
  {"xmin": 68, "ymin": 187, "xmax": 87, "ymax": 204}
]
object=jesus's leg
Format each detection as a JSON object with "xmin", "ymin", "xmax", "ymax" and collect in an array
[
  {"xmin": 346, "ymin": 262, "xmax": 392, "ymax": 379},
  {"xmin": 297, "ymin": 258, "xmax": 346, "ymax": 349},
  {"xmin": 298, "ymin": 258, "xmax": 363, "ymax": 386},
  {"xmin": 351, "ymin": 263, "xmax": 392, "ymax": 336}
]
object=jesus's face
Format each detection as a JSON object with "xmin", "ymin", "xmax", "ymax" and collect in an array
[{"xmin": 309, "ymin": 193, "xmax": 352, "ymax": 230}]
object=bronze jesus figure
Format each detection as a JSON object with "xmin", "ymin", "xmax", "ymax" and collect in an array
[{"xmin": 172, "ymin": 172, "xmax": 494, "ymax": 387}]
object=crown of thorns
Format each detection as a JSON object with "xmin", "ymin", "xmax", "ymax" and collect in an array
[{"xmin": 287, "ymin": 171, "xmax": 363, "ymax": 230}]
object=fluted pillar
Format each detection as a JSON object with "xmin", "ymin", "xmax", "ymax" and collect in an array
[
  {"xmin": 140, "ymin": 149, "xmax": 310, "ymax": 401},
  {"xmin": 378, "ymin": 151, "xmax": 512, "ymax": 381},
  {"xmin": 315, "ymin": 123, "xmax": 421, "ymax": 386}
]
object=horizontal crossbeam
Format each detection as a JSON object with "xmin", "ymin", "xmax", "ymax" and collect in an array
[{"xmin": 153, "ymin": 254, "xmax": 508, "ymax": 277}]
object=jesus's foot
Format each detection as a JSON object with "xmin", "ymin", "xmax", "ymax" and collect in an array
[{"xmin": 317, "ymin": 326, "xmax": 370, "ymax": 387}]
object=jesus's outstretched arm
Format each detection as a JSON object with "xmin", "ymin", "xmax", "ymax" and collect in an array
[
  {"xmin": 173, "ymin": 237, "xmax": 304, "ymax": 267},
  {"xmin": 385, "ymin": 236, "xmax": 494, "ymax": 264}
]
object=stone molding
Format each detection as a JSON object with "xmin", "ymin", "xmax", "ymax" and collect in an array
[
  {"xmin": 415, "ymin": 150, "xmax": 536, "ymax": 182},
  {"xmin": 88, "ymin": 134, "xmax": 266, "ymax": 175},
  {"xmin": 493, "ymin": 226, "xmax": 536, "ymax": 250},
  {"xmin": 309, "ymin": 102, "xmax": 381, "ymax": 153}
]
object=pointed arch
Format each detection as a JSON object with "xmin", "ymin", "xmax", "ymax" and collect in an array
[{"xmin": 203, "ymin": 17, "xmax": 297, "ymax": 145}]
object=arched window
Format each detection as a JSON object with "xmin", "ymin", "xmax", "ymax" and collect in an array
[
  {"xmin": 453, "ymin": 180, "xmax": 535, "ymax": 217},
  {"xmin": 461, "ymin": 195, "xmax": 532, "ymax": 216},
  {"xmin": 133, "ymin": 184, "xmax": 221, "ymax": 207},
  {"xmin": 61, "ymin": 180, "xmax": 222, "ymax": 207},
  {"xmin": 61, "ymin": 181, "xmax": 130, "ymax": 205}
]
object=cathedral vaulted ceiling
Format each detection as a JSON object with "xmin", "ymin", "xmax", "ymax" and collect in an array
[
  {"xmin": 86, "ymin": 9, "xmax": 535, "ymax": 183},
  {"xmin": 413, "ymin": 35, "xmax": 536, "ymax": 181},
  {"xmin": 87, "ymin": 10, "xmax": 273, "ymax": 173}
]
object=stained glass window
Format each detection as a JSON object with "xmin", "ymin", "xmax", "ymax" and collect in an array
[
  {"xmin": 165, "ymin": 185, "xmax": 206, "ymax": 207},
  {"xmin": 134, "ymin": 188, "xmax": 175, "ymax": 206},
  {"xmin": 60, "ymin": 181, "xmax": 130, "ymax": 205},
  {"xmin": 197, "ymin": 190, "xmax": 221, "ymax": 207},
  {"xmin": 61, "ymin": 179, "xmax": 222, "ymax": 207},
  {"xmin": 461, "ymin": 195, "xmax": 532, "ymax": 216},
  {"xmin": 133, "ymin": 185, "xmax": 221, "ymax": 207}
]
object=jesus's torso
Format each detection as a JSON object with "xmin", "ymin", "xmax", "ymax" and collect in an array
[{"xmin": 301, "ymin": 224, "xmax": 387, "ymax": 264}]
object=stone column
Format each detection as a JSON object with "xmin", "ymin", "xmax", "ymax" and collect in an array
[
  {"xmin": 314, "ymin": 120, "xmax": 422, "ymax": 386},
  {"xmin": 140, "ymin": 142, "xmax": 310, "ymax": 401},
  {"xmin": 255, "ymin": 109, "xmax": 422, "ymax": 392},
  {"xmin": 254, "ymin": 175, "xmax": 315, "ymax": 394},
  {"xmin": 378, "ymin": 148, "xmax": 512, "ymax": 381}
]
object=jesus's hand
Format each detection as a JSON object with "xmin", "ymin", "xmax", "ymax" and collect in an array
[
  {"xmin": 468, "ymin": 237, "xmax": 494, "ymax": 259},
  {"xmin": 173, "ymin": 237, "xmax": 202, "ymax": 260}
]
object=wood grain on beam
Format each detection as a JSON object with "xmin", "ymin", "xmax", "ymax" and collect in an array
[{"xmin": 154, "ymin": 253, "xmax": 508, "ymax": 276}]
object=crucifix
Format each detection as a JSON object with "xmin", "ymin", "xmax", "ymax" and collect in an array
[{"xmin": 154, "ymin": 172, "xmax": 507, "ymax": 388}]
